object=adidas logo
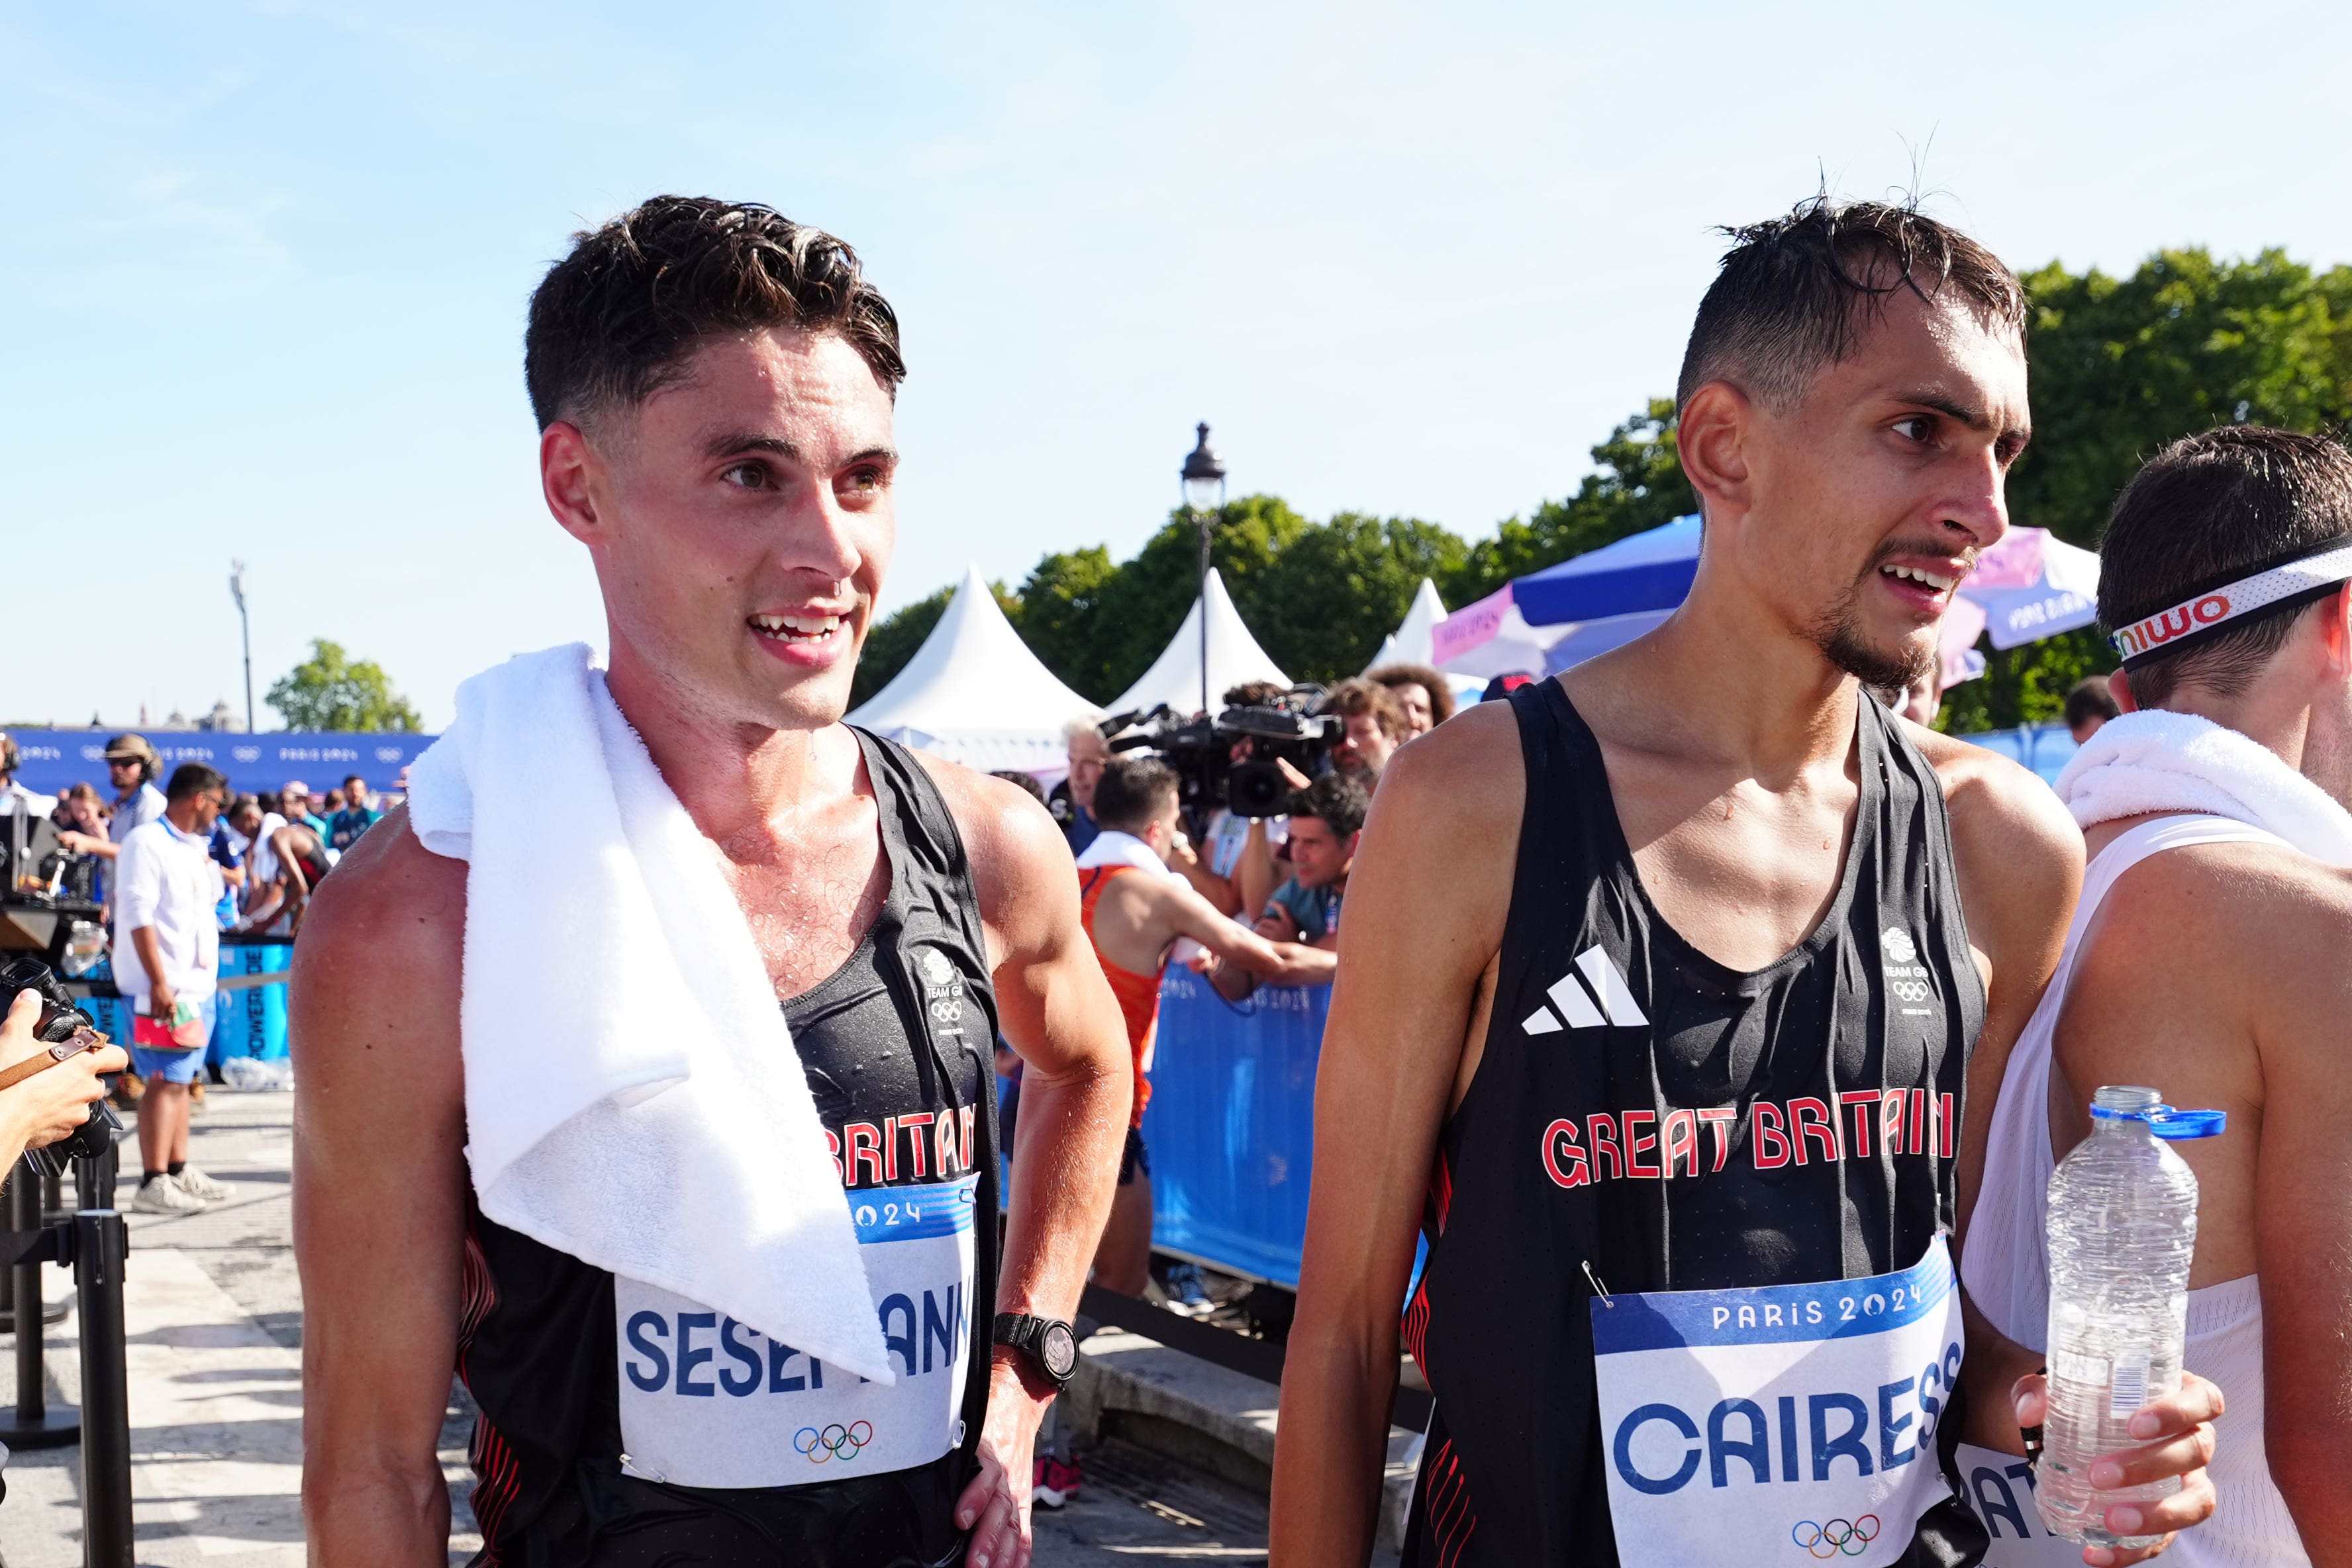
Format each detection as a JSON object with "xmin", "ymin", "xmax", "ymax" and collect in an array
[{"xmin": 1522, "ymin": 947, "xmax": 1648, "ymax": 1034}]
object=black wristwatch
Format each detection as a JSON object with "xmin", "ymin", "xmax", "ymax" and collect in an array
[{"xmin": 992, "ymin": 1313, "xmax": 1079, "ymax": 1389}]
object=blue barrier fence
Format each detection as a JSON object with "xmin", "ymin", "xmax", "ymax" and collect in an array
[
  {"xmin": 1142, "ymin": 969, "xmax": 1329, "ymax": 1288},
  {"xmin": 1957, "ymin": 722, "xmax": 2079, "ymax": 785},
  {"xmin": 7, "ymin": 730, "xmax": 436, "ymax": 799}
]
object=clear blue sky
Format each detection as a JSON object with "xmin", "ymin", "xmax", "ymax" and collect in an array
[{"xmin": 9, "ymin": 1, "xmax": 2350, "ymax": 731}]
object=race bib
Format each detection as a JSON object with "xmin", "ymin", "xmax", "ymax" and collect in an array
[
  {"xmin": 614, "ymin": 1171, "xmax": 979, "ymax": 1489},
  {"xmin": 1591, "ymin": 1236, "xmax": 1963, "ymax": 1568},
  {"xmin": 1951, "ymin": 1442, "xmax": 2083, "ymax": 1567}
]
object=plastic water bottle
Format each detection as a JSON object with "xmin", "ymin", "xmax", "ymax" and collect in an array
[{"xmin": 2036, "ymin": 1085, "xmax": 2224, "ymax": 1546}]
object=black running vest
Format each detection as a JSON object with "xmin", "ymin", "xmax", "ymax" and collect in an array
[
  {"xmin": 1400, "ymin": 680, "xmax": 1988, "ymax": 1568},
  {"xmin": 457, "ymin": 732, "xmax": 1001, "ymax": 1568}
]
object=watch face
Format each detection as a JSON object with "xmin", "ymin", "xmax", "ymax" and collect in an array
[{"xmin": 1040, "ymin": 1320, "xmax": 1078, "ymax": 1379}]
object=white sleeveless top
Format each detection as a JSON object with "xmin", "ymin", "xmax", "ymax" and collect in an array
[{"xmin": 1963, "ymin": 814, "xmax": 2309, "ymax": 1567}]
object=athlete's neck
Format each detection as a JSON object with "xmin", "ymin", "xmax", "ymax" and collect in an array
[
  {"xmin": 603, "ymin": 638, "xmax": 859, "ymax": 846},
  {"xmin": 2146, "ymin": 681, "xmax": 2352, "ymax": 808},
  {"xmin": 1573, "ymin": 577, "xmax": 1862, "ymax": 779}
]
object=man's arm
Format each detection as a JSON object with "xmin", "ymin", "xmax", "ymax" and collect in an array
[
  {"xmin": 1920, "ymin": 734, "xmax": 2084, "ymax": 1451},
  {"xmin": 1270, "ymin": 706, "xmax": 1522, "ymax": 1568},
  {"xmin": 923, "ymin": 761, "xmax": 1132, "ymax": 1568},
  {"xmin": 293, "ymin": 808, "xmax": 471, "ymax": 1566},
  {"xmin": 2251, "ymin": 897, "xmax": 2352, "ymax": 1557}
]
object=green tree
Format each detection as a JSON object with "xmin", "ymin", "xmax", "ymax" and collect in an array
[
  {"xmin": 266, "ymin": 639, "xmax": 423, "ymax": 732},
  {"xmin": 1008, "ymin": 545, "xmax": 1122, "ymax": 702},
  {"xmin": 2012, "ymin": 249, "xmax": 2352, "ymax": 547},
  {"xmin": 1251, "ymin": 512, "xmax": 1467, "ymax": 682},
  {"xmin": 1947, "ymin": 247, "xmax": 2352, "ymax": 730}
]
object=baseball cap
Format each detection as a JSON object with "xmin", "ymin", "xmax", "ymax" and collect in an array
[
  {"xmin": 281, "ymin": 779, "xmax": 311, "ymax": 799},
  {"xmin": 102, "ymin": 733, "xmax": 157, "ymax": 765}
]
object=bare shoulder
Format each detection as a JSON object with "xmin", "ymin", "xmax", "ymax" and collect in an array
[
  {"xmin": 2096, "ymin": 836, "xmax": 2352, "ymax": 966},
  {"xmin": 1908, "ymin": 724, "xmax": 2082, "ymax": 871},
  {"xmin": 293, "ymin": 806, "xmax": 466, "ymax": 1009},
  {"xmin": 1906, "ymin": 724, "xmax": 2082, "ymax": 947},
  {"xmin": 1374, "ymin": 695, "xmax": 1525, "ymax": 841},
  {"xmin": 908, "ymin": 752, "xmax": 1076, "ymax": 942}
]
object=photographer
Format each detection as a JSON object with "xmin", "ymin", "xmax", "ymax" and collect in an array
[
  {"xmin": 1189, "ymin": 681, "xmax": 1302, "ymax": 918},
  {"xmin": 0, "ymin": 989, "xmax": 127, "ymax": 1173},
  {"xmin": 1365, "ymin": 662, "xmax": 1455, "ymax": 737},
  {"xmin": 1323, "ymin": 678, "xmax": 1406, "ymax": 779},
  {"xmin": 1209, "ymin": 770, "xmax": 1366, "ymax": 1000}
]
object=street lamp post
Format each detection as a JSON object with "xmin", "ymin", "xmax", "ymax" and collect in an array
[
  {"xmin": 228, "ymin": 562, "xmax": 254, "ymax": 734},
  {"xmin": 1179, "ymin": 422, "xmax": 1227, "ymax": 718}
]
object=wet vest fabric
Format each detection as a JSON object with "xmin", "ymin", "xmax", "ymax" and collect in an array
[
  {"xmin": 457, "ymin": 731, "xmax": 1001, "ymax": 1568},
  {"xmin": 1400, "ymin": 680, "xmax": 1988, "ymax": 1567}
]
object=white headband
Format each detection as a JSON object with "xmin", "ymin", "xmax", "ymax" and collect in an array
[{"xmin": 2111, "ymin": 540, "xmax": 2352, "ymax": 666}]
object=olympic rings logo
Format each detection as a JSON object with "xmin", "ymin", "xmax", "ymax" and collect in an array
[
  {"xmin": 794, "ymin": 1421, "xmax": 875, "ymax": 1464},
  {"xmin": 1791, "ymin": 1516, "xmax": 1880, "ymax": 1557},
  {"xmin": 1888, "ymin": 979, "xmax": 1931, "ymax": 1003}
]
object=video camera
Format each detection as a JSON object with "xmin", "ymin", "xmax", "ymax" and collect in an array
[
  {"xmin": 1104, "ymin": 685, "xmax": 1335, "ymax": 818},
  {"xmin": 0, "ymin": 957, "xmax": 124, "ymax": 1178}
]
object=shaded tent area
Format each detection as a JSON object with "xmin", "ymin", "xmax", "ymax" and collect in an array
[
  {"xmin": 846, "ymin": 564, "xmax": 1101, "ymax": 772},
  {"xmin": 1107, "ymin": 567, "xmax": 1289, "ymax": 717}
]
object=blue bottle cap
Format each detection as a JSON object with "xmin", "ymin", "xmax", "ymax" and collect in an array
[
  {"xmin": 2146, "ymin": 1107, "xmax": 2227, "ymax": 1140},
  {"xmin": 2090, "ymin": 1101, "xmax": 2227, "ymax": 1139}
]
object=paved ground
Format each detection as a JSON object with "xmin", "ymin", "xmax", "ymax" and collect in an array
[{"xmin": 0, "ymin": 1091, "xmax": 1293, "ymax": 1565}]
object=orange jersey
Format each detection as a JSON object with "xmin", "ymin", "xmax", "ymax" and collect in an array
[{"xmin": 1078, "ymin": 863, "xmax": 1166, "ymax": 1128}]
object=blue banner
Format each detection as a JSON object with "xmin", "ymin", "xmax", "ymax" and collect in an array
[
  {"xmin": 7, "ymin": 729, "xmax": 436, "ymax": 799},
  {"xmin": 1144, "ymin": 969, "xmax": 1330, "ymax": 1289}
]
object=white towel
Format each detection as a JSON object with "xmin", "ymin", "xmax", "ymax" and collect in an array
[
  {"xmin": 2055, "ymin": 709, "xmax": 2352, "ymax": 867},
  {"xmin": 1075, "ymin": 828, "xmax": 1177, "ymax": 878},
  {"xmin": 405, "ymin": 644, "xmax": 893, "ymax": 1383}
]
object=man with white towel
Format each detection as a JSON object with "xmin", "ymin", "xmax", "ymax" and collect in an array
[
  {"xmin": 293, "ymin": 197, "xmax": 1133, "ymax": 1568},
  {"xmin": 1962, "ymin": 426, "xmax": 2352, "ymax": 1565}
]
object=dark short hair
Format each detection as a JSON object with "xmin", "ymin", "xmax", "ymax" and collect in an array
[
  {"xmin": 165, "ymin": 763, "xmax": 228, "ymax": 805},
  {"xmin": 1677, "ymin": 197, "xmax": 2025, "ymax": 416},
  {"xmin": 1093, "ymin": 756, "xmax": 1179, "ymax": 835},
  {"xmin": 524, "ymin": 195, "xmax": 905, "ymax": 431},
  {"xmin": 2099, "ymin": 427, "xmax": 2352, "ymax": 706},
  {"xmin": 1322, "ymin": 678, "xmax": 1406, "ymax": 740},
  {"xmin": 989, "ymin": 769, "xmax": 1050, "ymax": 807},
  {"xmin": 2063, "ymin": 676, "xmax": 2121, "ymax": 732},
  {"xmin": 344, "ymin": 774, "xmax": 366, "ymax": 791},
  {"xmin": 1365, "ymin": 663, "xmax": 1455, "ymax": 726},
  {"xmin": 227, "ymin": 793, "xmax": 260, "ymax": 818},
  {"xmin": 1293, "ymin": 770, "xmax": 1369, "ymax": 840}
]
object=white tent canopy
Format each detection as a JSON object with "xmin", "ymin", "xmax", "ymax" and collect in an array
[
  {"xmin": 1363, "ymin": 577, "xmax": 1449, "ymax": 671},
  {"xmin": 1108, "ymin": 567, "xmax": 1289, "ymax": 716},
  {"xmin": 846, "ymin": 564, "xmax": 1101, "ymax": 772}
]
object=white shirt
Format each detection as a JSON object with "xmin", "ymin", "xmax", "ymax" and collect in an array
[
  {"xmin": 112, "ymin": 816, "xmax": 222, "ymax": 1013},
  {"xmin": 244, "ymin": 812, "xmax": 289, "ymax": 891},
  {"xmin": 109, "ymin": 782, "xmax": 166, "ymax": 844},
  {"xmin": 0, "ymin": 779, "xmax": 56, "ymax": 816},
  {"xmin": 1203, "ymin": 808, "xmax": 1287, "ymax": 879}
]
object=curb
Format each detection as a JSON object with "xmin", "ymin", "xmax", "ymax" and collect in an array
[{"xmin": 1063, "ymin": 1324, "xmax": 1424, "ymax": 1554}]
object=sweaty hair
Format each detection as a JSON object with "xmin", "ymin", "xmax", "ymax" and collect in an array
[
  {"xmin": 1093, "ymin": 756, "xmax": 1179, "ymax": 835},
  {"xmin": 2099, "ymin": 427, "xmax": 2352, "ymax": 706},
  {"xmin": 1322, "ymin": 678, "xmax": 1406, "ymax": 740},
  {"xmin": 2063, "ymin": 676, "xmax": 2120, "ymax": 733},
  {"xmin": 1676, "ymin": 197, "xmax": 2026, "ymax": 416},
  {"xmin": 1296, "ymin": 769, "xmax": 1370, "ymax": 841},
  {"xmin": 524, "ymin": 195, "xmax": 905, "ymax": 431},
  {"xmin": 165, "ymin": 763, "xmax": 228, "ymax": 805},
  {"xmin": 1365, "ymin": 662, "xmax": 1455, "ymax": 726}
]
